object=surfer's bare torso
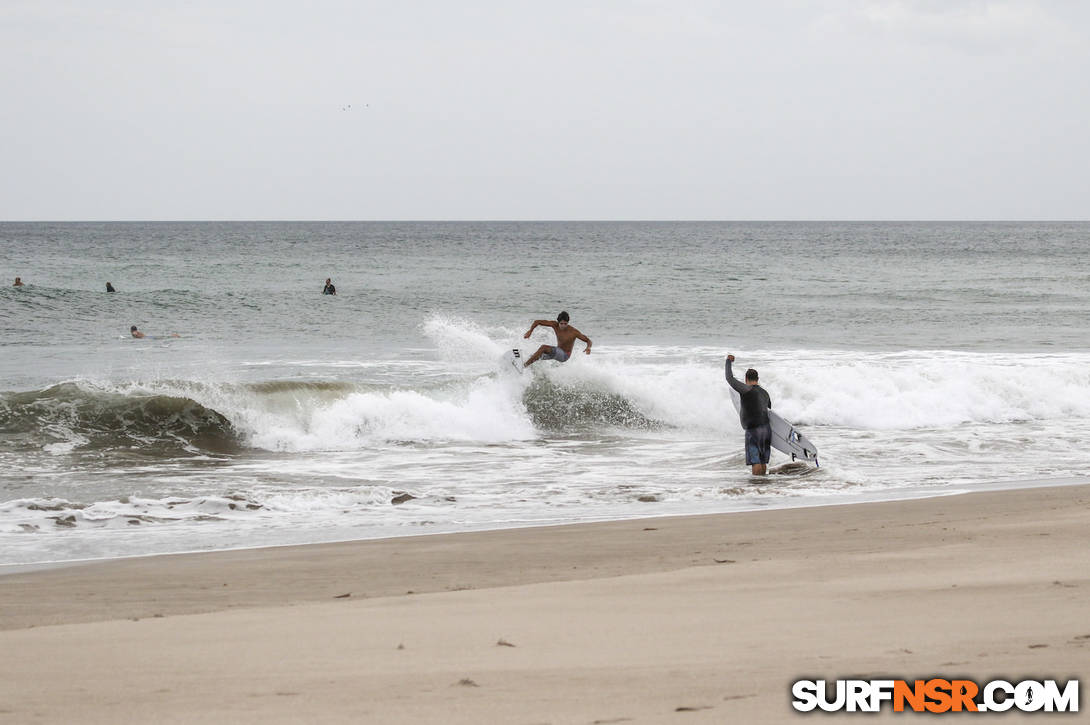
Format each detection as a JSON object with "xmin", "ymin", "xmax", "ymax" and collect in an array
[{"xmin": 522, "ymin": 314, "xmax": 592, "ymax": 368}]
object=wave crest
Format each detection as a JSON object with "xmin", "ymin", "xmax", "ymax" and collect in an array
[{"xmin": 0, "ymin": 383, "xmax": 240, "ymax": 454}]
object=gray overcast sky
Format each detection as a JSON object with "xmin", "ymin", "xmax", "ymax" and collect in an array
[{"xmin": 2, "ymin": 0, "xmax": 1088, "ymax": 220}]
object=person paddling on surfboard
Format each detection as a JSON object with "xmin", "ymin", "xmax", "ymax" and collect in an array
[
  {"xmin": 726, "ymin": 354, "xmax": 772, "ymax": 476},
  {"xmin": 521, "ymin": 311, "xmax": 592, "ymax": 368}
]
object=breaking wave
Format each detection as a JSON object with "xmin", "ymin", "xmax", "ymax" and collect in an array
[
  {"xmin": 0, "ymin": 383, "xmax": 240, "ymax": 455},
  {"xmin": 4, "ymin": 341, "xmax": 1090, "ymax": 458}
]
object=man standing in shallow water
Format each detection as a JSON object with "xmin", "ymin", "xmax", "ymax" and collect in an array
[
  {"xmin": 726, "ymin": 354, "xmax": 772, "ymax": 476},
  {"xmin": 522, "ymin": 311, "xmax": 592, "ymax": 368}
]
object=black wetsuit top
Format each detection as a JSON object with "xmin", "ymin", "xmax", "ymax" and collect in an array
[
  {"xmin": 725, "ymin": 359, "xmax": 771, "ymax": 430},
  {"xmin": 323, "ymin": 284, "xmax": 336, "ymax": 295}
]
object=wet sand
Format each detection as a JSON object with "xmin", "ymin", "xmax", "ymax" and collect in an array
[{"xmin": 1, "ymin": 484, "xmax": 1088, "ymax": 723}]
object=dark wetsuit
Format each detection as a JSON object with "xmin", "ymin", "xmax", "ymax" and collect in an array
[
  {"xmin": 323, "ymin": 283, "xmax": 336, "ymax": 295},
  {"xmin": 725, "ymin": 359, "xmax": 772, "ymax": 465}
]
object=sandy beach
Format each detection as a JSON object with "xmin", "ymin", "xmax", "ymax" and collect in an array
[{"xmin": 2, "ymin": 483, "xmax": 1087, "ymax": 724}]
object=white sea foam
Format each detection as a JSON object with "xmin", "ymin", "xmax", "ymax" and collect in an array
[
  {"xmin": 241, "ymin": 379, "xmax": 536, "ymax": 450},
  {"xmin": 48, "ymin": 335, "xmax": 1090, "ymax": 453},
  {"xmin": 768, "ymin": 350, "xmax": 1090, "ymax": 429}
]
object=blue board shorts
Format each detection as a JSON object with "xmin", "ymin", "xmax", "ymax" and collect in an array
[
  {"xmin": 745, "ymin": 424, "xmax": 772, "ymax": 465},
  {"xmin": 542, "ymin": 346, "xmax": 570, "ymax": 362}
]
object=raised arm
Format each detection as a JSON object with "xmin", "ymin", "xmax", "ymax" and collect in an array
[{"xmin": 725, "ymin": 355, "xmax": 750, "ymax": 395}]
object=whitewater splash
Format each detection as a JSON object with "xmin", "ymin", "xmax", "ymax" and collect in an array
[
  {"xmin": 772, "ymin": 350, "xmax": 1090, "ymax": 428},
  {"xmin": 3, "ymin": 337, "xmax": 1090, "ymax": 456}
]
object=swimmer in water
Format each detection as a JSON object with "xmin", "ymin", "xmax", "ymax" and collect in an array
[{"xmin": 131, "ymin": 325, "xmax": 179, "ymax": 339}]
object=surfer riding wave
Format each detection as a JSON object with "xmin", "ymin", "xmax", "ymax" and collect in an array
[{"xmin": 522, "ymin": 311, "xmax": 592, "ymax": 368}]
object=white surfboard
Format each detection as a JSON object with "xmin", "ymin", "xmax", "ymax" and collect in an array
[
  {"xmin": 729, "ymin": 388, "xmax": 819, "ymax": 466},
  {"xmin": 502, "ymin": 348, "xmax": 523, "ymax": 374}
]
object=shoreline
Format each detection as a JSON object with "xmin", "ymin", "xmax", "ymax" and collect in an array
[
  {"xmin": 4, "ymin": 473, "xmax": 1088, "ymax": 575},
  {"xmin": 2, "ymin": 483, "xmax": 1087, "ymax": 723}
]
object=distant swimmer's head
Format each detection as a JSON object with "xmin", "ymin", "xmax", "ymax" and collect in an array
[
  {"xmin": 13, "ymin": 277, "xmax": 23, "ymax": 286},
  {"xmin": 557, "ymin": 311, "xmax": 570, "ymax": 326},
  {"xmin": 131, "ymin": 325, "xmax": 138, "ymax": 332},
  {"xmin": 325, "ymin": 278, "xmax": 332, "ymax": 284},
  {"xmin": 745, "ymin": 368, "xmax": 759, "ymax": 383}
]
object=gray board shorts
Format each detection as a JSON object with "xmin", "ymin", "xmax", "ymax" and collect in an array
[
  {"xmin": 542, "ymin": 346, "xmax": 570, "ymax": 362},
  {"xmin": 745, "ymin": 424, "xmax": 772, "ymax": 465}
]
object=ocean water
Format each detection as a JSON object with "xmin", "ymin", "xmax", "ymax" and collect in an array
[{"xmin": 2, "ymin": 221, "xmax": 1089, "ymax": 565}]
